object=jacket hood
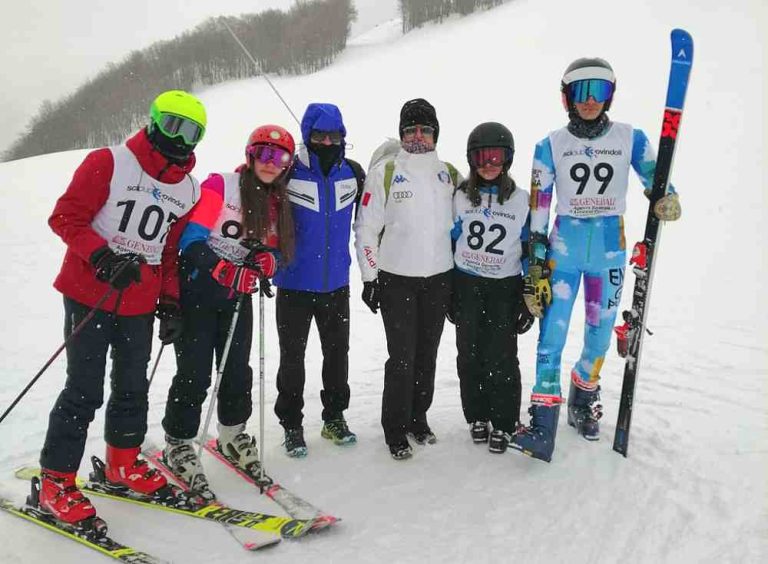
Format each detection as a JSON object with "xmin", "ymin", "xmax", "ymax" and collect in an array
[
  {"xmin": 300, "ymin": 103, "xmax": 347, "ymax": 146},
  {"xmin": 127, "ymin": 129, "xmax": 196, "ymax": 183}
]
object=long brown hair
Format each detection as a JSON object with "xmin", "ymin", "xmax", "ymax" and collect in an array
[
  {"xmin": 461, "ymin": 167, "xmax": 517, "ymax": 207},
  {"xmin": 239, "ymin": 165, "xmax": 295, "ymax": 263}
]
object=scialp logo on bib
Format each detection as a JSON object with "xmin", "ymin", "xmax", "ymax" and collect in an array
[{"xmin": 438, "ymin": 170, "xmax": 451, "ymax": 184}]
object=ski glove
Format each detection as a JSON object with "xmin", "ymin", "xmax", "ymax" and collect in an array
[
  {"xmin": 156, "ymin": 299, "xmax": 183, "ymax": 344},
  {"xmin": 246, "ymin": 250, "xmax": 278, "ymax": 278},
  {"xmin": 90, "ymin": 247, "xmax": 143, "ymax": 290},
  {"xmin": 523, "ymin": 264, "xmax": 552, "ymax": 319},
  {"xmin": 212, "ymin": 259, "xmax": 260, "ymax": 294},
  {"xmin": 362, "ymin": 280, "xmax": 380, "ymax": 314},
  {"xmin": 654, "ymin": 193, "xmax": 681, "ymax": 221}
]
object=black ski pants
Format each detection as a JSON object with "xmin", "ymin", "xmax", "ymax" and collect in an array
[
  {"xmin": 40, "ymin": 297, "xmax": 154, "ymax": 472},
  {"xmin": 162, "ymin": 296, "xmax": 254, "ymax": 439},
  {"xmin": 454, "ymin": 269, "xmax": 523, "ymax": 433},
  {"xmin": 379, "ymin": 270, "xmax": 451, "ymax": 445},
  {"xmin": 274, "ymin": 286, "xmax": 350, "ymax": 428}
]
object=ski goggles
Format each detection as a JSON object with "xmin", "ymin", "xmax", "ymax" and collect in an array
[
  {"xmin": 309, "ymin": 130, "xmax": 343, "ymax": 145},
  {"xmin": 246, "ymin": 144, "xmax": 293, "ymax": 168},
  {"xmin": 153, "ymin": 113, "xmax": 205, "ymax": 145},
  {"xmin": 568, "ymin": 79, "xmax": 615, "ymax": 104},
  {"xmin": 402, "ymin": 125, "xmax": 436, "ymax": 137},
  {"xmin": 469, "ymin": 147, "xmax": 510, "ymax": 168}
]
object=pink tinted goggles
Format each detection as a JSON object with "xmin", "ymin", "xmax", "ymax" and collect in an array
[
  {"xmin": 469, "ymin": 147, "xmax": 509, "ymax": 168},
  {"xmin": 247, "ymin": 144, "xmax": 293, "ymax": 168}
]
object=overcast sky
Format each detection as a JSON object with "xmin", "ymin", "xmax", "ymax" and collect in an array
[{"xmin": 0, "ymin": 0, "xmax": 388, "ymax": 156}]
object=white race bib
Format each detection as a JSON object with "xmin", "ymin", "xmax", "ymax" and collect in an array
[
  {"xmin": 549, "ymin": 122, "xmax": 633, "ymax": 218},
  {"xmin": 453, "ymin": 187, "xmax": 529, "ymax": 278},
  {"xmin": 92, "ymin": 145, "xmax": 199, "ymax": 265}
]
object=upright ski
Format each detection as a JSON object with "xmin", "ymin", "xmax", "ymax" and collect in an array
[
  {"xmin": 0, "ymin": 490, "xmax": 166, "ymax": 564},
  {"xmin": 613, "ymin": 28, "xmax": 694, "ymax": 456},
  {"xmin": 202, "ymin": 438, "xmax": 339, "ymax": 529}
]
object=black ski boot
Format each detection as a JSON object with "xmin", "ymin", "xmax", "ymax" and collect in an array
[
  {"xmin": 567, "ymin": 382, "xmax": 603, "ymax": 441},
  {"xmin": 388, "ymin": 440, "xmax": 413, "ymax": 461}
]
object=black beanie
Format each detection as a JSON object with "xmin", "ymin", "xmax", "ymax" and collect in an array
[{"xmin": 399, "ymin": 98, "xmax": 439, "ymax": 141}]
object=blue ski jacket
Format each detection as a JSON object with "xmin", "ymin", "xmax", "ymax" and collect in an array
[{"xmin": 273, "ymin": 103, "xmax": 361, "ymax": 293}]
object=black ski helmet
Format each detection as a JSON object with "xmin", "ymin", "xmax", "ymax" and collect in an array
[
  {"xmin": 561, "ymin": 57, "xmax": 617, "ymax": 111},
  {"xmin": 466, "ymin": 122, "xmax": 515, "ymax": 169}
]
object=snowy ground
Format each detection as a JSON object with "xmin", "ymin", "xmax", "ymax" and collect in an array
[{"xmin": 0, "ymin": 0, "xmax": 766, "ymax": 562}]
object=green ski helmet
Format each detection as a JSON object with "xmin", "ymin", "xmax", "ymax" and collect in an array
[{"xmin": 148, "ymin": 90, "xmax": 207, "ymax": 162}]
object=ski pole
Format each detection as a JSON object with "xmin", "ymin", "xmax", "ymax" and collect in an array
[
  {"xmin": 0, "ymin": 286, "xmax": 116, "ymax": 425},
  {"xmin": 0, "ymin": 254, "xmax": 143, "ymax": 426},
  {"xmin": 258, "ymin": 284, "xmax": 266, "ymax": 485},
  {"xmin": 195, "ymin": 293, "xmax": 245, "ymax": 470},
  {"xmin": 147, "ymin": 343, "xmax": 166, "ymax": 388}
]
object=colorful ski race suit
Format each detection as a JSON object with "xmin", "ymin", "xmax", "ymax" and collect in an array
[{"xmin": 528, "ymin": 121, "xmax": 664, "ymax": 406}]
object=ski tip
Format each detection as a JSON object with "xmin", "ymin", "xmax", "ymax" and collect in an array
[{"xmin": 671, "ymin": 28, "xmax": 694, "ymax": 62}]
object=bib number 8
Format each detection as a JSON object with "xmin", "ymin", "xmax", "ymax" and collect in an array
[{"xmin": 570, "ymin": 162, "xmax": 614, "ymax": 195}]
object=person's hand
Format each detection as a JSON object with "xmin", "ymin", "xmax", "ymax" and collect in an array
[
  {"xmin": 156, "ymin": 299, "xmax": 183, "ymax": 344},
  {"xmin": 247, "ymin": 250, "xmax": 278, "ymax": 278},
  {"xmin": 362, "ymin": 280, "xmax": 380, "ymax": 314},
  {"xmin": 90, "ymin": 247, "xmax": 143, "ymax": 290},
  {"xmin": 212, "ymin": 259, "xmax": 260, "ymax": 294},
  {"xmin": 654, "ymin": 193, "xmax": 681, "ymax": 221},
  {"xmin": 523, "ymin": 264, "xmax": 552, "ymax": 318},
  {"xmin": 515, "ymin": 304, "xmax": 535, "ymax": 334}
]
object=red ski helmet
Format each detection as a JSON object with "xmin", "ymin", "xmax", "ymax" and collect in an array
[{"xmin": 246, "ymin": 125, "xmax": 296, "ymax": 161}]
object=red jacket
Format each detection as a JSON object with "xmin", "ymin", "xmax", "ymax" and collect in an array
[{"xmin": 49, "ymin": 129, "xmax": 197, "ymax": 316}]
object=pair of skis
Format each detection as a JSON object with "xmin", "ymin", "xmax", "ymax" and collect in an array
[{"xmin": 2, "ymin": 447, "xmax": 339, "ymax": 562}]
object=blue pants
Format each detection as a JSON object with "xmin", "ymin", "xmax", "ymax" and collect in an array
[{"xmin": 533, "ymin": 215, "xmax": 626, "ymax": 399}]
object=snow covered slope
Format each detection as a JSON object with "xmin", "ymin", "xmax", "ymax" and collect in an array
[{"xmin": 0, "ymin": 0, "xmax": 765, "ymax": 562}]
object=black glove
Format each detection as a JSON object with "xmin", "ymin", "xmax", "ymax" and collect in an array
[
  {"xmin": 362, "ymin": 280, "xmax": 380, "ymax": 314},
  {"xmin": 515, "ymin": 305, "xmax": 535, "ymax": 335},
  {"xmin": 156, "ymin": 299, "xmax": 183, "ymax": 344},
  {"xmin": 90, "ymin": 247, "xmax": 143, "ymax": 290},
  {"xmin": 259, "ymin": 277, "xmax": 274, "ymax": 298}
]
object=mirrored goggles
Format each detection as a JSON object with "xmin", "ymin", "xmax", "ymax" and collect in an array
[
  {"xmin": 154, "ymin": 113, "xmax": 205, "ymax": 145},
  {"xmin": 309, "ymin": 130, "xmax": 343, "ymax": 145},
  {"xmin": 246, "ymin": 144, "xmax": 293, "ymax": 168},
  {"xmin": 568, "ymin": 79, "xmax": 615, "ymax": 104},
  {"xmin": 402, "ymin": 125, "xmax": 436, "ymax": 137},
  {"xmin": 469, "ymin": 147, "xmax": 509, "ymax": 168}
]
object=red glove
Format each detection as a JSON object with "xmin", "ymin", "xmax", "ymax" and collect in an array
[
  {"xmin": 248, "ymin": 250, "xmax": 278, "ymax": 278},
  {"xmin": 211, "ymin": 260, "xmax": 260, "ymax": 294}
]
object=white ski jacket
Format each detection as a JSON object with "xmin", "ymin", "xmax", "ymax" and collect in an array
[{"xmin": 354, "ymin": 149, "xmax": 459, "ymax": 282}]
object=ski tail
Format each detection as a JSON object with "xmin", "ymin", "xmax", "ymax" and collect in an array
[
  {"xmin": 0, "ymin": 494, "xmax": 167, "ymax": 564},
  {"xmin": 613, "ymin": 29, "xmax": 694, "ymax": 457}
]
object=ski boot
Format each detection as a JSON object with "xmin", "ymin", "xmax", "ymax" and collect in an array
[
  {"xmin": 217, "ymin": 422, "xmax": 260, "ymax": 471},
  {"xmin": 470, "ymin": 421, "xmax": 490, "ymax": 443},
  {"xmin": 488, "ymin": 429, "xmax": 513, "ymax": 454},
  {"xmin": 163, "ymin": 435, "xmax": 215, "ymax": 501},
  {"xmin": 283, "ymin": 427, "xmax": 308, "ymax": 458},
  {"xmin": 104, "ymin": 445, "xmax": 168, "ymax": 496},
  {"xmin": 37, "ymin": 469, "xmax": 101, "ymax": 528},
  {"xmin": 321, "ymin": 418, "xmax": 358, "ymax": 445},
  {"xmin": 510, "ymin": 402, "xmax": 561, "ymax": 463},
  {"xmin": 388, "ymin": 440, "xmax": 413, "ymax": 461},
  {"xmin": 567, "ymin": 381, "xmax": 603, "ymax": 441}
]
